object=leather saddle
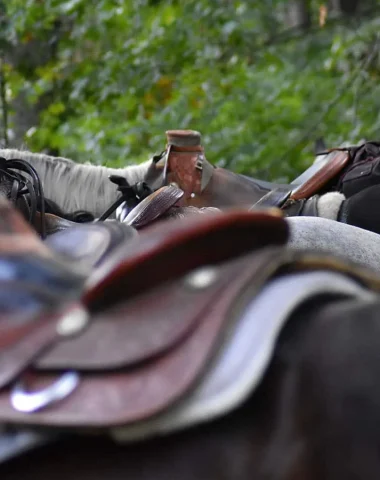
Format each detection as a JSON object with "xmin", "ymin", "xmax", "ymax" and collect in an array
[
  {"xmin": 1, "ymin": 198, "xmax": 380, "ymax": 465},
  {"xmin": 143, "ymin": 129, "xmax": 351, "ymax": 211}
]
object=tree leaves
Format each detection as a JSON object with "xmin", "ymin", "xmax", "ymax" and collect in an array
[{"xmin": 3, "ymin": 0, "xmax": 380, "ymax": 181}]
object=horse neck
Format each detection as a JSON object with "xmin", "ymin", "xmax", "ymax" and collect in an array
[{"xmin": 0, "ymin": 149, "xmax": 151, "ymax": 217}]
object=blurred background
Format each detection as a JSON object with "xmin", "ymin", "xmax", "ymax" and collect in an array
[{"xmin": 0, "ymin": 0, "xmax": 379, "ymax": 181}]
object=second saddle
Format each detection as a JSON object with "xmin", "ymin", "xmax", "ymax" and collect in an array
[{"xmin": 142, "ymin": 129, "xmax": 351, "ymax": 212}]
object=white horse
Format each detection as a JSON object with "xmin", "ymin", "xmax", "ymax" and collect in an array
[{"xmin": 0, "ymin": 149, "xmax": 151, "ymax": 218}]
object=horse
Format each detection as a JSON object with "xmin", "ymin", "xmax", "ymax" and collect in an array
[
  {"xmin": 288, "ymin": 216, "xmax": 380, "ymax": 274},
  {"xmin": 0, "ymin": 148, "xmax": 151, "ymax": 219}
]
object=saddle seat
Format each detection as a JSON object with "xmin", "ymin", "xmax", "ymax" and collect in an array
[
  {"xmin": 144, "ymin": 130, "xmax": 351, "ymax": 210},
  {"xmin": 1, "ymin": 201, "xmax": 380, "ymax": 440},
  {"xmin": 45, "ymin": 221, "xmax": 139, "ymax": 270}
]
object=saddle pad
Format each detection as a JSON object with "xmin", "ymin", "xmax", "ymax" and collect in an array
[
  {"xmin": 111, "ymin": 269, "xmax": 375, "ymax": 442},
  {"xmin": 84, "ymin": 210, "xmax": 288, "ymax": 311}
]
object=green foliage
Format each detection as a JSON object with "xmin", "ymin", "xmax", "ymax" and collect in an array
[{"xmin": 3, "ymin": 0, "xmax": 380, "ymax": 180}]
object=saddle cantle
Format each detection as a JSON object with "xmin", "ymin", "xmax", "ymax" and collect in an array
[{"xmin": 143, "ymin": 129, "xmax": 351, "ymax": 211}]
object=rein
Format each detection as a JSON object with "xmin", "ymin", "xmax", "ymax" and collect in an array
[
  {"xmin": 97, "ymin": 150, "xmax": 169, "ymax": 222},
  {"xmin": 0, "ymin": 157, "xmax": 46, "ymax": 238}
]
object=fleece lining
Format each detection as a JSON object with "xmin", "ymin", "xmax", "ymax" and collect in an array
[{"xmin": 317, "ymin": 192, "xmax": 346, "ymax": 220}]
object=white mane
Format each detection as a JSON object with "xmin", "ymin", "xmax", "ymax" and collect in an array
[{"xmin": 0, "ymin": 149, "xmax": 151, "ymax": 217}]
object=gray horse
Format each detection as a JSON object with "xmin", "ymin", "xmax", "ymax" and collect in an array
[{"xmin": 288, "ymin": 216, "xmax": 380, "ymax": 274}]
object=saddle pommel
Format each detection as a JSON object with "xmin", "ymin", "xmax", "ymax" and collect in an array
[{"xmin": 166, "ymin": 130, "xmax": 202, "ymax": 148}]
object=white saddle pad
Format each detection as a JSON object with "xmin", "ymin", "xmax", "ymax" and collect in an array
[{"xmin": 112, "ymin": 269, "xmax": 375, "ymax": 443}]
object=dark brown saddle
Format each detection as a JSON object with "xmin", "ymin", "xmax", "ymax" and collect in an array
[
  {"xmin": 143, "ymin": 130, "xmax": 351, "ymax": 210},
  {"xmin": 1, "ymin": 197, "xmax": 380, "ymax": 442},
  {"xmin": 0, "ymin": 202, "xmax": 286, "ymax": 427}
]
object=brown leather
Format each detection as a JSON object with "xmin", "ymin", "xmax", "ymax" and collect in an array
[
  {"xmin": 84, "ymin": 210, "xmax": 289, "ymax": 311},
  {"xmin": 0, "ymin": 305, "xmax": 82, "ymax": 389},
  {"xmin": 166, "ymin": 147, "xmax": 205, "ymax": 200},
  {"xmin": 0, "ymin": 210, "xmax": 289, "ymax": 428},
  {"xmin": 0, "ymin": 249, "xmax": 298, "ymax": 427},
  {"xmin": 146, "ymin": 130, "xmax": 351, "ymax": 210},
  {"xmin": 123, "ymin": 185, "xmax": 184, "ymax": 229},
  {"xmin": 166, "ymin": 129, "xmax": 202, "ymax": 147},
  {"xmin": 4, "ymin": 194, "xmax": 380, "ymax": 430},
  {"xmin": 290, "ymin": 150, "xmax": 350, "ymax": 200},
  {"xmin": 2, "ymin": 247, "xmax": 380, "ymax": 429},
  {"xmin": 146, "ymin": 130, "xmax": 287, "ymax": 209},
  {"xmin": 0, "ymin": 198, "xmax": 52, "ymax": 258},
  {"xmin": 38, "ymin": 259, "xmax": 237, "ymax": 370}
]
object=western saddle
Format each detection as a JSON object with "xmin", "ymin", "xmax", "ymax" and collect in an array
[{"xmin": 142, "ymin": 129, "xmax": 350, "ymax": 212}]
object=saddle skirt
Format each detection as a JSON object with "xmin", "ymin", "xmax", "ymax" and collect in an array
[{"xmin": 112, "ymin": 268, "xmax": 376, "ymax": 442}]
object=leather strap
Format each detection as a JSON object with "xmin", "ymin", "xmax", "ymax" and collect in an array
[
  {"xmin": 290, "ymin": 150, "xmax": 350, "ymax": 200},
  {"xmin": 282, "ymin": 195, "xmax": 319, "ymax": 217},
  {"xmin": 250, "ymin": 188, "xmax": 291, "ymax": 210}
]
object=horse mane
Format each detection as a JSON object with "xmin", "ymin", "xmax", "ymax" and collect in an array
[{"xmin": 0, "ymin": 148, "xmax": 152, "ymax": 217}]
